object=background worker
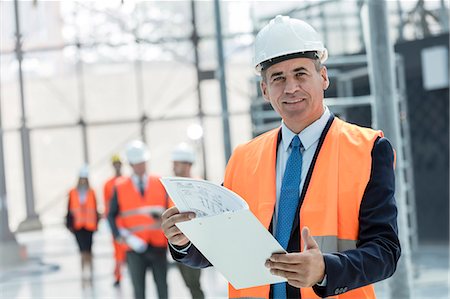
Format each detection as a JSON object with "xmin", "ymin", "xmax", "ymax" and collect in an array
[
  {"xmin": 66, "ymin": 165, "xmax": 98, "ymax": 282},
  {"xmin": 107, "ymin": 140, "xmax": 170, "ymax": 299},
  {"xmin": 162, "ymin": 15, "xmax": 400, "ymax": 299},
  {"xmin": 103, "ymin": 154, "xmax": 125, "ymax": 287},
  {"xmin": 171, "ymin": 143, "xmax": 205, "ymax": 299}
]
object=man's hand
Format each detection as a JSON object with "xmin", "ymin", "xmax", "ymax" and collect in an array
[
  {"xmin": 265, "ymin": 227, "xmax": 325, "ymax": 288},
  {"xmin": 161, "ymin": 206, "xmax": 196, "ymax": 247}
]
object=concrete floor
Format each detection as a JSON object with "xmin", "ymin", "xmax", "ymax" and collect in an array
[
  {"xmin": 0, "ymin": 221, "xmax": 448, "ymax": 299},
  {"xmin": 0, "ymin": 222, "xmax": 228, "ymax": 299}
]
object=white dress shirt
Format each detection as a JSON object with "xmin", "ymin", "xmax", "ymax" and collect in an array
[{"xmin": 273, "ymin": 106, "xmax": 330, "ymax": 235}]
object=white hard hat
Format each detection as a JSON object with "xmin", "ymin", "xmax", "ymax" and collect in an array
[
  {"xmin": 79, "ymin": 165, "xmax": 89, "ymax": 178},
  {"xmin": 253, "ymin": 15, "xmax": 328, "ymax": 74},
  {"xmin": 171, "ymin": 142, "xmax": 195, "ymax": 164},
  {"xmin": 126, "ymin": 140, "xmax": 150, "ymax": 165}
]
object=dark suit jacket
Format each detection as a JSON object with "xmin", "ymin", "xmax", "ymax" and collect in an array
[{"xmin": 170, "ymin": 116, "xmax": 401, "ymax": 298}]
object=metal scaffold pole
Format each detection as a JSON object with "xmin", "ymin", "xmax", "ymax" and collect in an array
[
  {"xmin": 14, "ymin": 0, "xmax": 42, "ymax": 232},
  {"xmin": 190, "ymin": 0, "xmax": 209, "ymax": 180},
  {"xmin": 214, "ymin": 0, "xmax": 232, "ymax": 163},
  {"xmin": 362, "ymin": 1, "xmax": 413, "ymax": 298},
  {"xmin": 0, "ymin": 81, "xmax": 23, "ymax": 266},
  {"xmin": 75, "ymin": 33, "xmax": 89, "ymax": 165}
]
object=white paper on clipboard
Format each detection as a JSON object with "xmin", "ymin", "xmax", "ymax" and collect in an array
[{"xmin": 160, "ymin": 177, "xmax": 287, "ymax": 289}]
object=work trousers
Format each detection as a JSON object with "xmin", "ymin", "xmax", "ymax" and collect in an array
[
  {"xmin": 126, "ymin": 245, "xmax": 168, "ymax": 299},
  {"xmin": 177, "ymin": 263, "xmax": 204, "ymax": 299}
]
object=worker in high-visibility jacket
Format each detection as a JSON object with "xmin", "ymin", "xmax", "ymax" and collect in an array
[
  {"xmin": 103, "ymin": 154, "xmax": 125, "ymax": 287},
  {"xmin": 66, "ymin": 165, "xmax": 98, "ymax": 282},
  {"xmin": 107, "ymin": 140, "xmax": 170, "ymax": 299},
  {"xmin": 162, "ymin": 15, "xmax": 401, "ymax": 299},
  {"xmin": 171, "ymin": 143, "xmax": 205, "ymax": 299}
]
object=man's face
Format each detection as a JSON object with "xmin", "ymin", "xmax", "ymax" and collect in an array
[
  {"xmin": 78, "ymin": 178, "xmax": 88, "ymax": 188},
  {"xmin": 131, "ymin": 162, "xmax": 146, "ymax": 177},
  {"xmin": 260, "ymin": 58, "xmax": 329, "ymax": 133},
  {"xmin": 113, "ymin": 161, "xmax": 122, "ymax": 173},
  {"xmin": 173, "ymin": 161, "xmax": 191, "ymax": 177}
]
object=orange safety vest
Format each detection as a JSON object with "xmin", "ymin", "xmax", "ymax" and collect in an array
[
  {"xmin": 69, "ymin": 188, "xmax": 98, "ymax": 232},
  {"xmin": 104, "ymin": 176, "xmax": 125, "ymax": 225},
  {"xmin": 104, "ymin": 175, "xmax": 126, "ymax": 264},
  {"xmin": 116, "ymin": 175, "xmax": 169, "ymax": 249},
  {"xmin": 224, "ymin": 117, "xmax": 381, "ymax": 299},
  {"xmin": 104, "ymin": 176, "xmax": 122, "ymax": 215}
]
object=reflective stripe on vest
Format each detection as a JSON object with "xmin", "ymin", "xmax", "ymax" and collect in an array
[
  {"xmin": 119, "ymin": 205, "xmax": 166, "ymax": 218},
  {"xmin": 127, "ymin": 224, "xmax": 162, "ymax": 233},
  {"xmin": 71, "ymin": 208, "xmax": 97, "ymax": 220},
  {"xmin": 116, "ymin": 175, "xmax": 168, "ymax": 248},
  {"xmin": 69, "ymin": 188, "xmax": 98, "ymax": 231},
  {"xmin": 314, "ymin": 236, "xmax": 357, "ymax": 253},
  {"xmin": 225, "ymin": 117, "xmax": 381, "ymax": 299}
]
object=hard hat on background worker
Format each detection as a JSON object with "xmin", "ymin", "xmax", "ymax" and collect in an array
[
  {"xmin": 171, "ymin": 142, "xmax": 195, "ymax": 164},
  {"xmin": 125, "ymin": 140, "xmax": 150, "ymax": 165},
  {"xmin": 111, "ymin": 154, "xmax": 122, "ymax": 164},
  {"xmin": 79, "ymin": 165, "xmax": 89, "ymax": 178},
  {"xmin": 253, "ymin": 15, "xmax": 328, "ymax": 74}
]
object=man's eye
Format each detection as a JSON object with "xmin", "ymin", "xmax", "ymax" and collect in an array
[
  {"xmin": 273, "ymin": 77, "xmax": 284, "ymax": 82},
  {"xmin": 296, "ymin": 72, "xmax": 307, "ymax": 77}
]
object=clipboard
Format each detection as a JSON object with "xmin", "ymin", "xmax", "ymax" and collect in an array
[{"xmin": 161, "ymin": 177, "xmax": 287, "ymax": 289}]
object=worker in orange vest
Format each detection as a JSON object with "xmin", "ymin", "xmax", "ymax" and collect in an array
[
  {"xmin": 103, "ymin": 154, "xmax": 125, "ymax": 287},
  {"xmin": 171, "ymin": 143, "xmax": 205, "ymax": 299},
  {"xmin": 66, "ymin": 165, "xmax": 98, "ymax": 282},
  {"xmin": 162, "ymin": 15, "xmax": 400, "ymax": 299},
  {"xmin": 107, "ymin": 140, "xmax": 170, "ymax": 299}
]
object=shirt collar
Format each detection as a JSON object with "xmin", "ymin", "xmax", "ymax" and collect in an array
[
  {"xmin": 132, "ymin": 173, "xmax": 147, "ymax": 185},
  {"xmin": 281, "ymin": 106, "xmax": 331, "ymax": 152}
]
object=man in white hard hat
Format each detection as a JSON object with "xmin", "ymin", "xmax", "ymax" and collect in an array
[
  {"xmin": 108, "ymin": 140, "xmax": 170, "ymax": 299},
  {"xmin": 162, "ymin": 15, "xmax": 400, "ymax": 299},
  {"xmin": 170, "ymin": 143, "xmax": 205, "ymax": 299}
]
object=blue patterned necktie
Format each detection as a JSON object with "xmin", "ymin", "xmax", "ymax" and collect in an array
[
  {"xmin": 273, "ymin": 135, "xmax": 303, "ymax": 299},
  {"xmin": 138, "ymin": 178, "xmax": 145, "ymax": 197}
]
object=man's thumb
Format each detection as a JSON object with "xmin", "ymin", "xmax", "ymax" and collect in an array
[{"xmin": 302, "ymin": 226, "xmax": 319, "ymax": 251}]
